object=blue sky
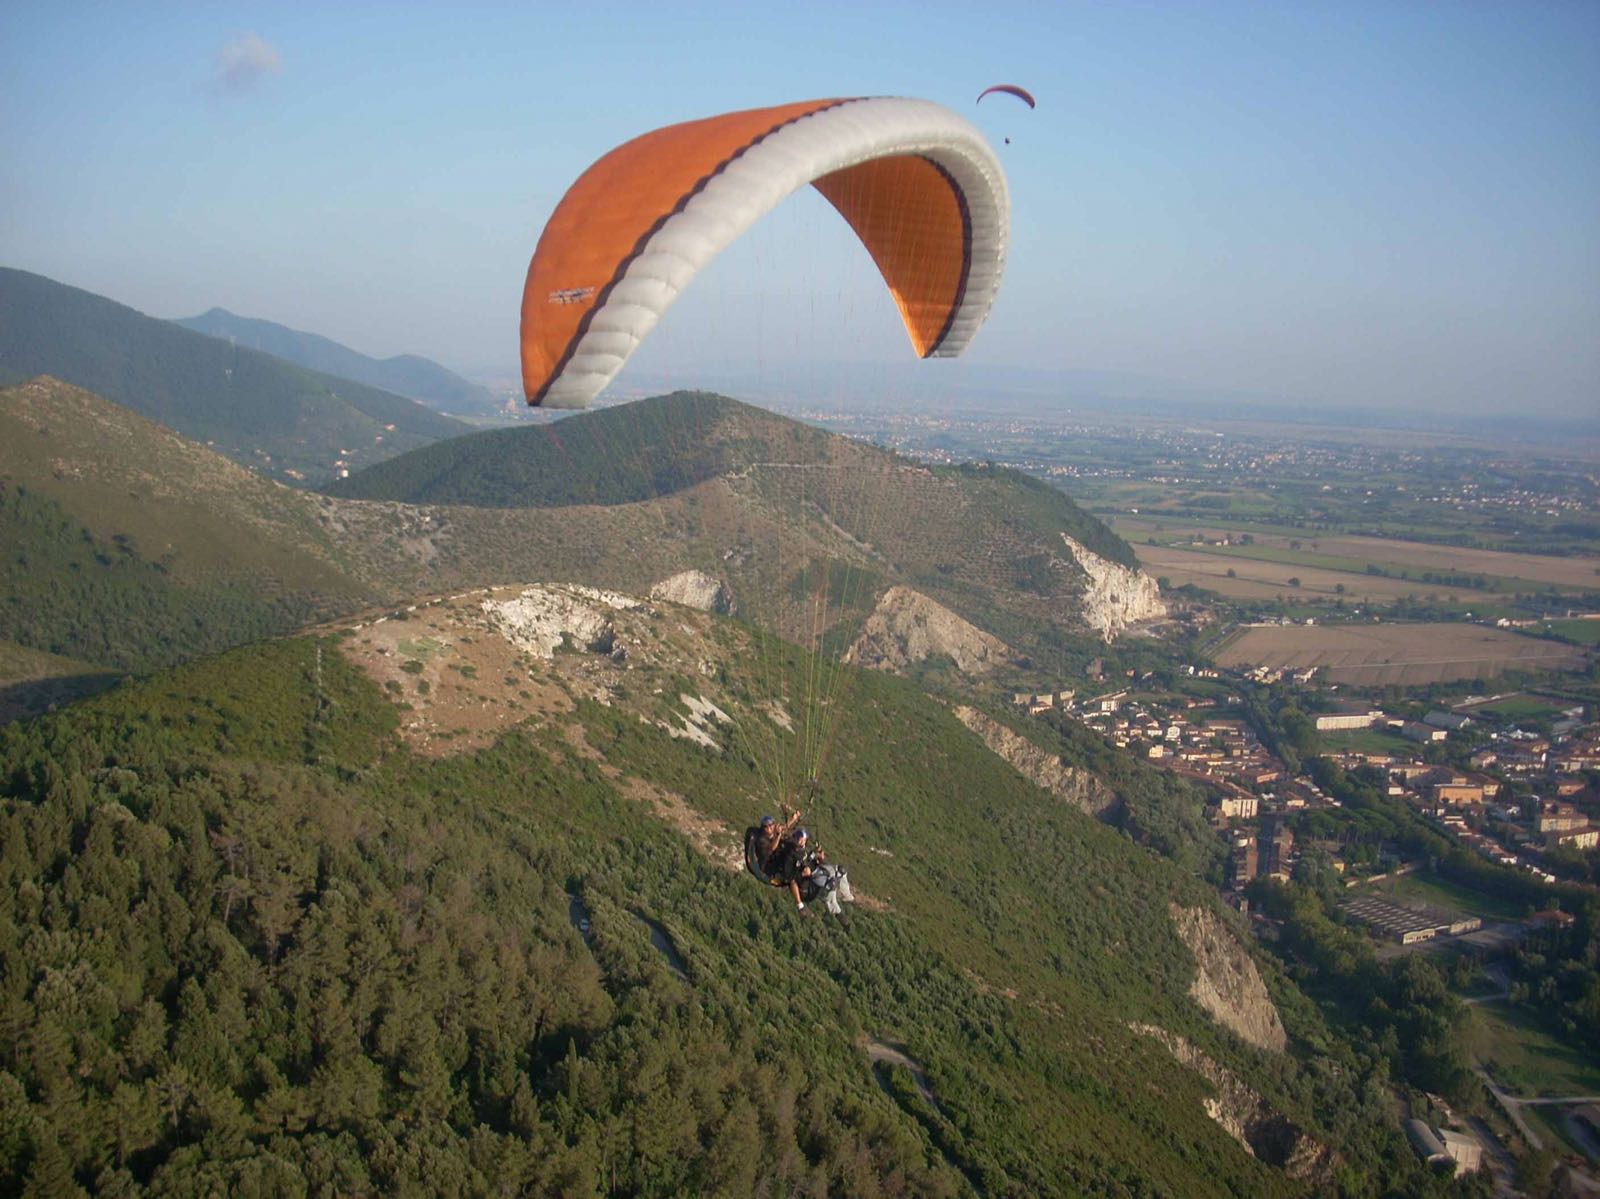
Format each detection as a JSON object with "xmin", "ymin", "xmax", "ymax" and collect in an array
[{"xmin": 3, "ymin": 1, "xmax": 1596, "ymax": 421}]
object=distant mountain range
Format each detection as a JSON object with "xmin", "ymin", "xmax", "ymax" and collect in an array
[
  {"xmin": 0, "ymin": 268, "xmax": 469, "ymax": 484},
  {"xmin": 176, "ymin": 306, "xmax": 503, "ymax": 417}
]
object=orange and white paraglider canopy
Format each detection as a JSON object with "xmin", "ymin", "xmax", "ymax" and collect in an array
[{"xmin": 521, "ymin": 97, "xmax": 1010, "ymax": 408}]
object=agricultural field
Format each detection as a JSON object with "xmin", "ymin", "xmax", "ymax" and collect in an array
[
  {"xmin": 1213, "ymin": 622, "xmax": 1590, "ymax": 686},
  {"xmin": 1132, "ymin": 543, "xmax": 1486, "ymax": 602},
  {"xmin": 1116, "ymin": 517, "xmax": 1600, "ymax": 594}
]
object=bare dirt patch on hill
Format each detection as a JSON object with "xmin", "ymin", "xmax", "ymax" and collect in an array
[{"xmin": 335, "ymin": 589, "xmax": 573, "ymax": 757}]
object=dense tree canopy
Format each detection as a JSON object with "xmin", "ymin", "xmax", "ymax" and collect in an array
[{"xmin": 0, "ymin": 637, "xmax": 1467, "ymax": 1195}]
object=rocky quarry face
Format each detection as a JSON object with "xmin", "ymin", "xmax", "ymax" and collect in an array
[
  {"xmin": 1060, "ymin": 535, "xmax": 1166, "ymax": 640},
  {"xmin": 482, "ymin": 584, "xmax": 641, "ymax": 659},
  {"xmin": 1130, "ymin": 1024, "xmax": 1337, "ymax": 1184},
  {"xmin": 846, "ymin": 586, "xmax": 1013, "ymax": 675},
  {"xmin": 650, "ymin": 568, "xmax": 735, "ymax": 615},
  {"xmin": 1170, "ymin": 902, "xmax": 1288, "ymax": 1053},
  {"xmin": 953, "ymin": 706, "xmax": 1120, "ymax": 817}
]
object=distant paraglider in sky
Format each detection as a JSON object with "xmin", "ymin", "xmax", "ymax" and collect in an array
[
  {"xmin": 976, "ymin": 83, "xmax": 1036, "ymax": 109},
  {"xmin": 520, "ymin": 97, "xmax": 1010, "ymax": 409},
  {"xmin": 976, "ymin": 84, "xmax": 1035, "ymax": 144}
]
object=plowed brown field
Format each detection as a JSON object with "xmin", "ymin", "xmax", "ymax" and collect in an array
[{"xmin": 1214, "ymin": 622, "xmax": 1589, "ymax": 685}]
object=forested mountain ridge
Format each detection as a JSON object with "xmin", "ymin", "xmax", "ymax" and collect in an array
[
  {"xmin": 176, "ymin": 307, "xmax": 501, "ymax": 417},
  {"xmin": 325, "ymin": 390, "xmax": 832, "ymax": 509},
  {"xmin": 0, "ymin": 580, "xmax": 1459, "ymax": 1196},
  {"xmin": 0, "ymin": 378, "xmax": 382, "ymax": 680},
  {"xmin": 1, "ymin": 380, "xmax": 1154, "ymax": 722},
  {"xmin": 326, "ymin": 390, "xmax": 1136, "ymax": 572},
  {"xmin": 0, "ymin": 268, "xmax": 469, "ymax": 484},
  {"xmin": 322, "ymin": 390, "xmax": 1145, "ymax": 659}
]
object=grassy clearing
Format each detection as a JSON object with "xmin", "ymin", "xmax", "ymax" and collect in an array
[
  {"xmin": 1469, "ymin": 1001, "xmax": 1600, "ymax": 1098},
  {"xmin": 1319, "ymin": 727, "xmax": 1413, "ymax": 756},
  {"xmin": 1544, "ymin": 619, "xmax": 1600, "ymax": 647},
  {"xmin": 0, "ymin": 640, "xmax": 104, "ymax": 685},
  {"xmin": 0, "ymin": 640, "xmax": 121, "ymax": 724},
  {"xmin": 1369, "ymin": 872, "xmax": 1525, "ymax": 922},
  {"xmin": 1528, "ymin": 1105, "xmax": 1591, "ymax": 1160},
  {"xmin": 397, "ymin": 635, "xmax": 453, "ymax": 661},
  {"xmin": 1470, "ymin": 694, "xmax": 1571, "ymax": 722}
]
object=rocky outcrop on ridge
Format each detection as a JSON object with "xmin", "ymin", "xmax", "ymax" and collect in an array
[
  {"xmin": 481, "ymin": 584, "xmax": 640, "ymax": 659},
  {"xmin": 1060, "ymin": 535, "xmax": 1166, "ymax": 640},
  {"xmin": 1171, "ymin": 903, "xmax": 1287, "ymax": 1053},
  {"xmin": 846, "ymin": 587, "xmax": 1012, "ymax": 676},
  {"xmin": 650, "ymin": 569, "xmax": 735, "ymax": 614},
  {"xmin": 1130, "ymin": 1024, "xmax": 1336, "ymax": 1183},
  {"xmin": 953, "ymin": 706, "xmax": 1120, "ymax": 817}
]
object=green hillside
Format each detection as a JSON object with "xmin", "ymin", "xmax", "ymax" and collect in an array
[
  {"xmin": 0, "ymin": 608, "xmax": 1451, "ymax": 1196},
  {"xmin": 0, "ymin": 378, "xmax": 1129, "ymax": 723},
  {"xmin": 0, "ymin": 640, "xmax": 115, "ymax": 723},
  {"xmin": 176, "ymin": 307, "xmax": 501, "ymax": 417},
  {"xmin": 325, "ymin": 391, "xmax": 830, "ymax": 508},
  {"xmin": 326, "ymin": 393, "xmax": 1134, "ymax": 570},
  {"xmin": 0, "ymin": 378, "xmax": 380, "ymax": 680},
  {"xmin": 0, "ymin": 268, "xmax": 469, "ymax": 484},
  {"xmin": 324, "ymin": 391, "xmax": 1137, "ymax": 656}
]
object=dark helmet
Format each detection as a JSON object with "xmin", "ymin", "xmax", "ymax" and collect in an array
[
  {"xmin": 761, "ymin": 815, "xmax": 776, "ymax": 827},
  {"xmin": 794, "ymin": 828, "xmax": 808, "ymax": 843}
]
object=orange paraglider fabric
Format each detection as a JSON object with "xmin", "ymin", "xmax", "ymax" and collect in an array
[
  {"xmin": 812, "ymin": 155, "xmax": 969, "ymax": 357},
  {"xmin": 521, "ymin": 99, "xmax": 843, "ymax": 404}
]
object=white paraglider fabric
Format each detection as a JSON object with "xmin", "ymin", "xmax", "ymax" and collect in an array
[{"xmin": 538, "ymin": 97, "xmax": 1008, "ymax": 409}]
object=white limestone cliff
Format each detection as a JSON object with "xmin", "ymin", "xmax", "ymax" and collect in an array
[
  {"xmin": 1060, "ymin": 535, "xmax": 1166, "ymax": 640},
  {"xmin": 846, "ymin": 587, "xmax": 1012, "ymax": 676}
]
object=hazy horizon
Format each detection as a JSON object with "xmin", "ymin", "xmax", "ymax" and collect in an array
[{"xmin": 4, "ymin": 1, "xmax": 1596, "ymax": 423}]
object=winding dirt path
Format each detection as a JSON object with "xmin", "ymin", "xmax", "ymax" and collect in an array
[{"xmin": 864, "ymin": 1038, "xmax": 937, "ymax": 1110}]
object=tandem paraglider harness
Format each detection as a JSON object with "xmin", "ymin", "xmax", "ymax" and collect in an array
[{"xmin": 744, "ymin": 826, "xmax": 850, "ymax": 908}]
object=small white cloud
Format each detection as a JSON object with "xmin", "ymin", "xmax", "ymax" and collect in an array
[{"xmin": 213, "ymin": 33, "xmax": 281, "ymax": 92}]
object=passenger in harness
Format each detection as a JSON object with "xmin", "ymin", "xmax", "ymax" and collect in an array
[{"xmin": 768, "ymin": 828, "xmax": 855, "ymax": 916}]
